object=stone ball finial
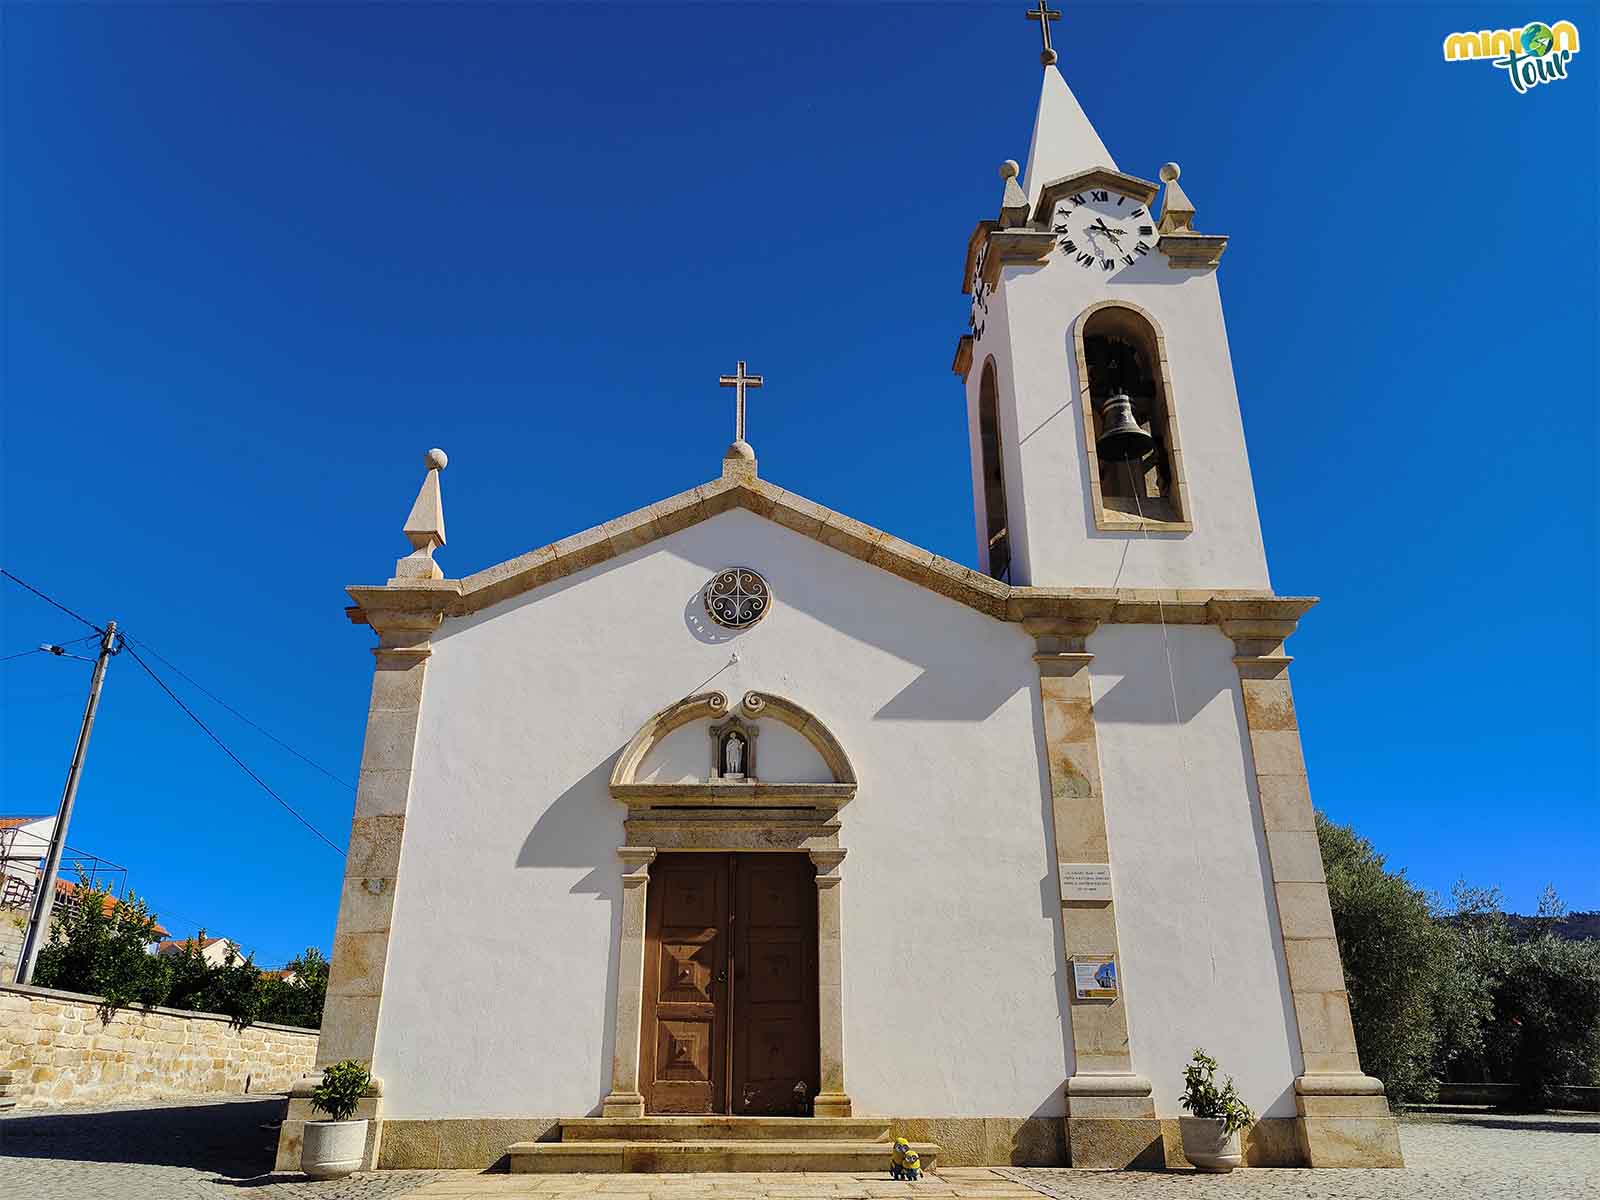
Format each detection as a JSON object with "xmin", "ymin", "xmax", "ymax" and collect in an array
[
  {"xmin": 999, "ymin": 159, "xmax": 1020, "ymax": 181},
  {"xmin": 425, "ymin": 447, "xmax": 448, "ymax": 471},
  {"xmin": 724, "ymin": 439, "xmax": 755, "ymax": 461},
  {"xmin": 1160, "ymin": 162, "xmax": 1181, "ymax": 183},
  {"xmin": 1041, "ymin": 48, "xmax": 1058, "ymax": 66}
]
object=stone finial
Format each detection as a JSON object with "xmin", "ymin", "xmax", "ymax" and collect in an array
[
  {"xmin": 721, "ymin": 438, "xmax": 757, "ymax": 483},
  {"xmin": 998, "ymin": 160, "xmax": 1030, "ymax": 228},
  {"xmin": 1157, "ymin": 162, "xmax": 1197, "ymax": 234},
  {"xmin": 394, "ymin": 448, "xmax": 448, "ymax": 581}
]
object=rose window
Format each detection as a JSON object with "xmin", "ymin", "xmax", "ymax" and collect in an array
[{"xmin": 703, "ymin": 568, "xmax": 772, "ymax": 630}]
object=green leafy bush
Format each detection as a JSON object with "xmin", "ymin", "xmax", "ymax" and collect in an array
[
  {"xmin": 33, "ymin": 884, "xmax": 170, "ymax": 1015},
  {"xmin": 30, "ymin": 879, "xmax": 325, "ymax": 1032},
  {"xmin": 1179, "ymin": 1049, "xmax": 1255, "ymax": 1136},
  {"xmin": 1455, "ymin": 888, "xmax": 1600, "ymax": 1109},
  {"xmin": 1317, "ymin": 813, "xmax": 1471, "ymax": 1106},
  {"xmin": 311, "ymin": 1059, "xmax": 371, "ymax": 1123},
  {"xmin": 1320, "ymin": 816, "xmax": 1600, "ymax": 1111},
  {"xmin": 259, "ymin": 948, "xmax": 329, "ymax": 1029}
]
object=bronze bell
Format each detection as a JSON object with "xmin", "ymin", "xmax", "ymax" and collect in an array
[{"xmin": 1097, "ymin": 391, "xmax": 1154, "ymax": 462}]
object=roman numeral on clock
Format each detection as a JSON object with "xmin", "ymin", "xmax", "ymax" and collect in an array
[
  {"xmin": 1121, "ymin": 254, "xmax": 1134, "ymax": 266},
  {"xmin": 1059, "ymin": 238, "xmax": 1077, "ymax": 253},
  {"xmin": 1076, "ymin": 251, "xmax": 1095, "ymax": 267},
  {"xmin": 1139, "ymin": 224, "xmax": 1154, "ymax": 236},
  {"xmin": 1069, "ymin": 193, "xmax": 1086, "ymax": 206},
  {"xmin": 1134, "ymin": 241, "xmax": 1150, "ymax": 255},
  {"xmin": 1131, "ymin": 208, "xmax": 1146, "ymax": 218},
  {"xmin": 1101, "ymin": 259, "xmax": 1114, "ymax": 271},
  {"xmin": 1091, "ymin": 190, "xmax": 1109, "ymax": 202}
]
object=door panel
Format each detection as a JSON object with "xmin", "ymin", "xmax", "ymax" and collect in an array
[
  {"xmin": 641, "ymin": 853, "xmax": 819, "ymax": 1116},
  {"xmin": 731, "ymin": 855, "xmax": 819, "ymax": 1115},
  {"xmin": 642, "ymin": 855, "xmax": 728, "ymax": 1114}
]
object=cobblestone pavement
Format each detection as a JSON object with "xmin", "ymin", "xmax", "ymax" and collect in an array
[
  {"xmin": 0, "ymin": 1094, "xmax": 440, "ymax": 1200},
  {"xmin": 2, "ymin": 1102, "xmax": 1595, "ymax": 1200}
]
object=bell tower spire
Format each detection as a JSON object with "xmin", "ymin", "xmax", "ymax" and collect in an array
[{"xmin": 1019, "ymin": 4, "xmax": 1117, "ymax": 209}]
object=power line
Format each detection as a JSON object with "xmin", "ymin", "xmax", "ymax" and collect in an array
[
  {"xmin": 1, "ymin": 569, "xmax": 104, "ymax": 634},
  {"xmin": 2, "ymin": 633, "xmax": 102, "ymax": 663},
  {"xmin": 121, "ymin": 643, "xmax": 346, "ymax": 857},
  {"xmin": 123, "ymin": 635, "xmax": 356, "ymax": 791}
]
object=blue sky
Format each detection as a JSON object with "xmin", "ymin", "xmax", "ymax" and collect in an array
[{"xmin": 3, "ymin": 4, "xmax": 1595, "ymax": 965}]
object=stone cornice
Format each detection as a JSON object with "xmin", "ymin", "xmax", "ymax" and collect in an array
[
  {"xmin": 1156, "ymin": 231, "xmax": 1229, "ymax": 269},
  {"xmin": 1031, "ymin": 167, "xmax": 1160, "ymax": 226},
  {"xmin": 979, "ymin": 230, "xmax": 1057, "ymax": 288},
  {"xmin": 343, "ymin": 473, "xmax": 1316, "ymax": 641},
  {"xmin": 952, "ymin": 333, "xmax": 974, "ymax": 381}
]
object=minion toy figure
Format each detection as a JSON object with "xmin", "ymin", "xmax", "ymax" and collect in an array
[{"xmin": 889, "ymin": 1137, "xmax": 923, "ymax": 1180}]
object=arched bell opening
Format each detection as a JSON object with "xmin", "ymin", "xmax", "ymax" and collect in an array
[
  {"xmin": 978, "ymin": 358, "xmax": 1012, "ymax": 582},
  {"xmin": 1075, "ymin": 302, "xmax": 1191, "ymax": 528}
]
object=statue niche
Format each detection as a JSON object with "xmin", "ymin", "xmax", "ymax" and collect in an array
[{"xmin": 709, "ymin": 716, "xmax": 759, "ymax": 782}]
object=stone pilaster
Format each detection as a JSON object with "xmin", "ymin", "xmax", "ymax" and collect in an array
[
  {"xmin": 601, "ymin": 847, "xmax": 656, "ymax": 1117},
  {"xmin": 1212, "ymin": 599, "xmax": 1403, "ymax": 1168},
  {"xmin": 275, "ymin": 596, "xmax": 447, "ymax": 1173},
  {"xmin": 809, "ymin": 848, "xmax": 852, "ymax": 1118},
  {"xmin": 1027, "ymin": 615, "xmax": 1159, "ymax": 1169}
]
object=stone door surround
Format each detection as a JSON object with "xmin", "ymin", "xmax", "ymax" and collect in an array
[{"xmin": 602, "ymin": 689, "xmax": 855, "ymax": 1120}]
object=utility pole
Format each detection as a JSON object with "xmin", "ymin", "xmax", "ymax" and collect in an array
[{"xmin": 16, "ymin": 619, "xmax": 119, "ymax": 985}]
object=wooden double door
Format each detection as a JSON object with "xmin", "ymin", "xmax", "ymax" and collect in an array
[{"xmin": 641, "ymin": 853, "xmax": 819, "ymax": 1116}]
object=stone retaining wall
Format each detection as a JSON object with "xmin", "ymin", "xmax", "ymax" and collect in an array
[{"xmin": 0, "ymin": 982, "xmax": 317, "ymax": 1107}]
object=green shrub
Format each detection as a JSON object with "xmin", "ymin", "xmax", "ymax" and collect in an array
[
  {"xmin": 311, "ymin": 1059, "xmax": 371, "ymax": 1123},
  {"xmin": 1179, "ymin": 1049, "xmax": 1255, "ymax": 1136},
  {"xmin": 29, "ymin": 879, "xmax": 326, "ymax": 1032},
  {"xmin": 33, "ymin": 883, "xmax": 170, "ymax": 1014},
  {"xmin": 1317, "ymin": 813, "xmax": 1466, "ymax": 1106},
  {"xmin": 1466, "ymin": 889, "xmax": 1600, "ymax": 1109},
  {"xmin": 259, "ymin": 948, "xmax": 329, "ymax": 1029}
]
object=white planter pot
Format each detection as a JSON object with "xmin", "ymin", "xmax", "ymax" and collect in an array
[
  {"xmin": 301, "ymin": 1118, "xmax": 368, "ymax": 1180},
  {"xmin": 1178, "ymin": 1116, "xmax": 1243, "ymax": 1172}
]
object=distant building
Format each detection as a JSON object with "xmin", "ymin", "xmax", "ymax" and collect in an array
[
  {"xmin": 2, "ymin": 815, "xmax": 168, "ymax": 981},
  {"xmin": 154, "ymin": 935, "xmax": 240, "ymax": 967}
]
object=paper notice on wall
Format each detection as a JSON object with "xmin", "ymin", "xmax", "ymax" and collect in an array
[
  {"xmin": 1073, "ymin": 958, "xmax": 1119, "ymax": 1000},
  {"xmin": 1059, "ymin": 862, "xmax": 1113, "ymax": 902}
]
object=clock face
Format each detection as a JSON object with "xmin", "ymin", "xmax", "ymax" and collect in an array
[{"xmin": 1050, "ymin": 187, "xmax": 1156, "ymax": 275}]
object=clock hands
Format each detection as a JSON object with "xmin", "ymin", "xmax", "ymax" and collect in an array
[{"xmin": 1089, "ymin": 218, "xmax": 1127, "ymax": 243}]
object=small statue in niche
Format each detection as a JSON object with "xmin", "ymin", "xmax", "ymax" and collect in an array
[{"xmin": 723, "ymin": 732, "xmax": 746, "ymax": 778}]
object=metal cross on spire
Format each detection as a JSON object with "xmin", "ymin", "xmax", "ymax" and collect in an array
[
  {"xmin": 718, "ymin": 360, "xmax": 764, "ymax": 444},
  {"xmin": 1025, "ymin": 0, "xmax": 1062, "ymax": 66}
]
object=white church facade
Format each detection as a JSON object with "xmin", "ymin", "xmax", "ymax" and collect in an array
[{"xmin": 277, "ymin": 32, "xmax": 1402, "ymax": 1176}]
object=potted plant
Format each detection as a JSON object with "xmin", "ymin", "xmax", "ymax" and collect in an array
[
  {"xmin": 1177, "ymin": 1049, "xmax": 1255, "ymax": 1172},
  {"xmin": 301, "ymin": 1059, "xmax": 371, "ymax": 1180}
]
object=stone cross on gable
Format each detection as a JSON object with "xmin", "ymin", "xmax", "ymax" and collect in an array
[
  {"xmin": 1025, "ymin": 0, "xmax": 1062, "ymax": 65},
  {"xmin": 718, "ymin": 360, "xmax": 764, "ymax": 444}
]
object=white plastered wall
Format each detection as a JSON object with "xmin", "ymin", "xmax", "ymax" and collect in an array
[
  {"xmin": 374, "ymin": 507, "xmax": 1074, "ymax": 1119},
  {"xmin": 1089, "ymin": 623, "xmax": 1300, "ymax": 1119}
]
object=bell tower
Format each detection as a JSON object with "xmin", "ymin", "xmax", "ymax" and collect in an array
[{"xmin": 954, "ymin": 40, "xmax": 1271, "ymax": 591}]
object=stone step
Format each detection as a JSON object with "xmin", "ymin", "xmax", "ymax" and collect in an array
[
  {"xmin": 509, "ymin": 1139, "xmax": 941, "ymax": 1174},
  {"xmin": 561, "ymin": 1116, "xmax": 895, "ymax": 1143}
]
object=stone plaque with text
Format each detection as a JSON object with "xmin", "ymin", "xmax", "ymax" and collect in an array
[{"xmin": 1059, "ymin": 862, "xmax": 1113, "ymax": 902}]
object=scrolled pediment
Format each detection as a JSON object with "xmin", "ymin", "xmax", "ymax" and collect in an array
[{"xmin": 609, "ymin": 690, "xmax": 856, "ymax": 811}]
